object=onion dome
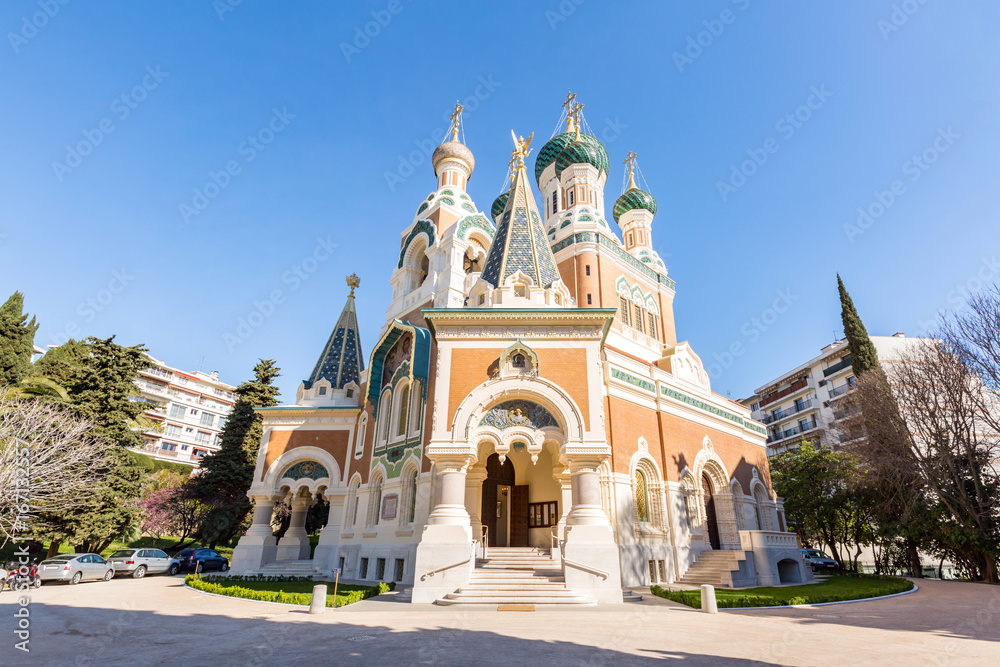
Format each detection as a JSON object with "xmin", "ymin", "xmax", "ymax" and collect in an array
[
  {"xmin": 613, "ymin": 187, "xmax": 657, "ymax": 224},
  {"xmin": 534, "ymin": 132, "xmax": 574, "ymax": 186},
  {"xmin": 554, "ymin": 133, "xmax": 610, "ymax": 179},
  {"xmin": 491, "ymin": 189, "xmax": 510, "ymax": 222},
  {"xmin": 432, "ymin": 140, "xmax": 475, "ymax": 176}
]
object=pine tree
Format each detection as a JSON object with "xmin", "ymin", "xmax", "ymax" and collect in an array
[
  {"xmin": 193, "ymin": 359, "xmax": 281, "ymax": 547},
  {"xmin": 838, "ymin": 275, "xmax": 881, "ymax": 376},
  {"xmin": 0, "ymin": 291, "xmax": 39, "ymax": 386}
]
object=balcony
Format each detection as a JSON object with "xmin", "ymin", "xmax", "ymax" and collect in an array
[
  {"xmin": 828, "ymin": 383, "xmax": 853, "ymax": 399},
  {"xmin": 823, "ymin": 357, "xmax": 853, "ymax": 377},
  {"xmin": 762, "ymin": 398, "xmax": 815, "ymax": 423},
  {"xmin": 759, "ymin": 377, "xmax": 811, "ymax": 408},
  {"xmin": 766, "ymin": 418, "xmax": 819, "ymax": 444}
]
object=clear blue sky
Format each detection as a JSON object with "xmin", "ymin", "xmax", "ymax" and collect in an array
[{"xmin": 2, "ymin": 1, "xmax": 998, "ymax": 402}]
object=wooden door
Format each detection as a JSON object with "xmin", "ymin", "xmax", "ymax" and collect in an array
[
  {"xmin": 510, "ymin": 485, "xmax": 529, "ymax": 547},
  {"xmin": 481, "ymin": 482, "xmax": 498, "ymax": 547},
  {"xmin": 702, "ymin": 474, "xmax": 721, "ymax": 550}
]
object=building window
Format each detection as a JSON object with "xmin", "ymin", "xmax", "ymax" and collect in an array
[
  {"xmin": 367, "ymin": 475, "xmax": 383, "ymax": 528},
  {"xmin": 401, "ymin": 469, "xmax": 418, "ymax": 525},
  {"xmin": 168, "ymin": 404, "xmax": 185, "ymax": 418},
  {"xmin": 647, "ymin": 313, "xmax": 656, "ymax": 339},
  {"xmin": 378, "ymin": 390, "xmax": 391, "ymax": 442},
  {"xmin": 165, "ymin": 423, "xmax": 182, "ymax": 437},
  {"xmin": 199, "ymin": 412, "xmax": 214, "ymax": 427},
  {"xmin": 356, "ymin": 414, "xmax": 368, "ymax": 458},
  {"xmin": 359, "ymin": 557, "xmax": 369, "ymax": 579},
  {"xmin": 551, "ymin": 191, "xmax": 557, "ymax": 215},
  {"xmin": 346, "ymin": 480, "xmax": 361, "ymax": 528},
  {"xmin": 376, "ymin": 558, "xmax": 386, "ymax": 580},
  {"xmin": 217, "ymin": 417, "xmax": 226, "ymax": 430},
  {"xmin": 195, "ymin": 432, "xmax": 210, "ymax": 445},
  {"xmin": 634, "ymin": 305, "xmax": 645, "ymax": 333},
  {"xmin": 514, "ymin": 285, "xmax": 526, "ymax": 297},
  {"xmin": 634, "ymin": 469, "xmax": 649, "ymax": 523},
  {"xmin": 587, "ymin": 294, "xmax": 592, "ymax": 305},
  {"xmin": 319, "ymin": 387, "xmax": 327, "ymax": 395},
  {"xmin": 346, "ymin": 388, "xmax": 353, "ymax": 398},
  {"xmin": 619, "ymin": 297, "xmax": 630, "ymax": 326},
  {"xmin": 180, "ymin": 445, "xmax": 188, "ymax": 451},
  {"xmin": 394, "ymin": 558, "xmax": 405, "ymax": 582},
  {"xmin": 568, "ymin": 189, "xmax": 574, "ymax": 205},
  {"xmin": 585, "ymin": 265, "xmax": 591, "ymax": 276},
  {"xmin": 190, "ymin": 409, "xmax": 198, "ymax": 416},
  {"xmin": 478, "ymin": 293, "xmax": 485, "ymax": 305},
  {"xmin": 162, "ymin": 442, "xmax": 177, "ymax": 452},
  {"xmin": 627, "ymin": 232, "xmax": 634, "ymax": 246},
  {"xmin": 397, "ymin": 391, "xmax": 409, "ymax": 438}
]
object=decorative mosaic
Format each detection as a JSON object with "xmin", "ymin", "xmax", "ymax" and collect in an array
[
  {"xmin": 440, "ymin": 189, "xmax": 454, "ymax": 195},
  {"xmin": 598, "ymin": 218, "xmax": 608, "ymax": 227},
  {"xmin": 461, "ymin": 203, "xmax": 476, "ymax": 213},
  {"xmin": 440, "ymin": 197, "xmax": 455, "ymax": 205},
  {"xmin": 281, "ymin": 460, "xmax": 329, "ymax": 481},
  {"xmin": 397, "ymin": 220, "xmax": 436, "ymax": 269},
  {"xmin": 372, "ymin": 443, "xmax": 421, "ymax": 479},
  {"xmin": 611, "ymin": 367, "xmax": 655, "ymax": 393},
  {"xmin": 635, "ymin": 469, "xmax": 648, "ymax": 522},
  {"xmin": 578, "ymin": 214, "xmax": 593, "ymax": 222},
  {"xmin": 660, "ymin": 386, "xmax": 766, "ymax": 434},
  {"xmin": 416, "ymin": 202, "xmax": 428, "ymax": 214},
  {"xmin": 479, "ymin": 400, "xmax": 559, "ymax": 431},
  {"xmin": 457, "ymin": 214, "xmax": 495, "ymax": 241},
  {"xmin": 560, "ymin": 219, "xmax": 571, "ymax": 228},
  {"xmin": 460, "ymin": 193, "xmax": 470, "ymax": 201},
  {"xmin": 304, "ymin": 294, "xmax": 364, "ymax": 389}
]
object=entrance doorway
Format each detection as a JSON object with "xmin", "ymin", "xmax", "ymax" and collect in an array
[
  {"xmin": 702, "ymin": 473, "xmax": 721, "ymax": 550},
  {"xmin": 482, "ymin": 453, "xmax": 528, "ymax": 547}
]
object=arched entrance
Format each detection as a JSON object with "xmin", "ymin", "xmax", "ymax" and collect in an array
[
  {"xmin": 702, "ymin": 473, "xmax": 721, "ymax": 550},
  {"xmin": 481, "ymin": 453, "xmax": 528, "ymax": 547}
]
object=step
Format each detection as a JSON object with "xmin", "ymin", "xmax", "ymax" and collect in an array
[{"xmin": 438, "ymin": 594, "xmax": 595, "ymax": 605}]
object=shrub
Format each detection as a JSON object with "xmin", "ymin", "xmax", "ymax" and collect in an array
[
  {"xmin": 651, "ymin": 575, "xmax": 913, "ymax": 609},
  {"xmin": 185, "ymin": 575, "xmax": 395, "ymax": 607}
]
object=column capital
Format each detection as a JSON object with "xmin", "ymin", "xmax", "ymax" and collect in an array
[{"xmin": 465, "ymin": 466, "xmax": 489, "ymax": 485}]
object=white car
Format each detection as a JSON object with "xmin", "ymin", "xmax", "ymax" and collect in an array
[{"xmin": 108, "ymin": 548, "xmax": 180, "ymax": 578}]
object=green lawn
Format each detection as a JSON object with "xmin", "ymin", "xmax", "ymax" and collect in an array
[
  {"xmin": 652, "ymin": 574, "xmax": 914, "ymax": 608},
  {"xmin": 186, "ymin": 575, "xmax": 393, "ymax": 607}
]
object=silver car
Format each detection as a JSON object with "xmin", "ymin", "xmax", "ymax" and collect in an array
[
  {"xmin": 108, "ymin": 548, "xmax": 180, "ymax": 578},
  {"xmin": 38, "ymin": 553, "xmax": 114, "ymax": 585}
]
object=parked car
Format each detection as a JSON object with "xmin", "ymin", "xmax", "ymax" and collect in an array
[
  {"xmin": 108, "ymin": 548, "xmax": 180, "ymax": 578},
  {"xmin": 175, "ymin": 548, "xmax": 229, "ymax": 573},
  {"xmin": 37, "ymin": 554, "xmax": 114, "ymax": 585},
  {"xmin": 801, "ymin": 548, "xmax": 839, "ymax": 571}
]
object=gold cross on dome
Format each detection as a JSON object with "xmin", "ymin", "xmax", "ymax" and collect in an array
[
  {"xmin": 449, "ymin": 101, "xmax": 464, "ymax": 141},
  {"xmin": 624, "ymin": 151, "xmax": 638, "ymax": 189},
  {"xmin": 346, "ymin": 273, "xmax": 360, "ymax": 296},
  {"xmin": 563, "ymin": 90, "xmax": 578, "ymax": 132},
  {"xmin": 571, "ymin": 102, "xmax": 584, "ymax": 140}
]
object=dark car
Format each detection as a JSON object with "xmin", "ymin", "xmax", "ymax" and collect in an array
[
  {"xmin": 175, "ymin": 548, "xmax": 229, "ymax": 573},
  {"xmin": 801, "ymin": 548, "xmax": 839, "ymax": 571}
]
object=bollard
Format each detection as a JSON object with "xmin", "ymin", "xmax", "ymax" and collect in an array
[
  {"xmin": 700, "ymin": 584, "xmax": 718, "ymax": 614},
  {"xmin": 309, "ymin": 584, "xmax": 328, "ymax": 615}
]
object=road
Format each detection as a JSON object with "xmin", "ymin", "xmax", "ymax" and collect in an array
[{"xmin": 2, "ymin": 576, "xmax": 998, "ymax": 665}]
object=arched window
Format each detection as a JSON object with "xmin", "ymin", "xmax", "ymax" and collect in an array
[
  {"xmin": 409, "ymin": 382, "xmax": 422, "ymax": 434},
  {"xmin": 355, "ymin": 413, "xmax": 368, "ymax": 458},
  {"xmin": 367, "ymin": 474, "xmax": 383, "ymax": 529},
  {"xmin": 634, "ymin": 305, "xmax": 645, "ymax": 333},
  {"xmin": 647, "ymin": 312, "xmax": 657, "ymax": 339},
  {"xmin": 634, "ymin": 469, "xmax": 649, "ymax": 523},
  {"xmin": 619, "ymin": 297, "xmax": 630, "ymax": 326},
  {"xmin": 754, "ymin": 484, "xmax": 773, "ymax": 531},
  {"xmin": 400, "ymin": 467, "xmax": 418, "ymax": 526},
  {"xmin": 378, "ymin": 390, "xmax": 391, "ymax": 443},
  {"xmin": 345, "ymin": 478, "xmax": 361, "ymax": 528},
  {"xmin": 397, "ymin": 390, "xmax": 409, "ymax": 439}
]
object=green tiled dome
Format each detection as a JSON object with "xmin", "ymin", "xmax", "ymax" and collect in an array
[
  {"xmin": 554, "ymin": 134, "xmax": 609, "ymax": 179},
  {"xmin": 491, "ymin": 189, "xmax": 510, "ymax": 222},
  {"xmin": 613, "ymin": 187, "xmax": 657, "ymax": 223},
  {"xmin": 534, "ymin": 132, "xmax": 574, "ymax": 186}
]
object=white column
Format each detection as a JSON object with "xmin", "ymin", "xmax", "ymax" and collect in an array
[
  {"xmin": 412, "ymin": 449, "xmax": 476, "ymax": 603},
  {"xmin": 561, "ymin": 446, "xmax": 623, "ymax": 604},
  {"xmin": 465, "ymin": 466, "xmax": 488, "ymax": 554},
  {"xmin": 276, "ymin": 490, "xmax": 313, "ymax": 561},
  {"xmin": 230, "ymin": 493, "xmax": 279, "ymax": 574},
  {"xmin": 313, "ymin": 488, "xmax": 346, "ymax": 575}
]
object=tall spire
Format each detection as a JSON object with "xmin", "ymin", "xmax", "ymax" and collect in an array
[
  {"xmin": 480, "ymin": 132, "xmax": 562, "ymax": 289},
  {"xmin": 304, "ymin": 275, "xmax": 364, "ymax": 390}
]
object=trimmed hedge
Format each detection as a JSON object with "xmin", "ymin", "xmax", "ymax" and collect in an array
[
  {"xmin": 651, "ymin": 574, "xmax": 913, "ymax": 609},
  {"xmin": 185, "ymin": 575, "xmax": 393, "ymax": 607}
]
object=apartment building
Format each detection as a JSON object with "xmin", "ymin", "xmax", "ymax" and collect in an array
[
  {"xmin": 132, "ymin": 354, "xmax": 237, "ymax": 467},
  {"xmin": 742, "ymin": 333, "xmax": 929, "ymax": 457}
]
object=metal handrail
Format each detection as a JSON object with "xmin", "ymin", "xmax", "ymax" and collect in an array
[
  {"xmin": 562, "ymin": 557, "xmax": 609, "ymax": 580},
  {"xmin": 482, "ymin": 525, "xmax": 488, "ymax": 560},
  {"xmin": 420, "ymin": 545, "xmax": 473, "ymax": 581}
]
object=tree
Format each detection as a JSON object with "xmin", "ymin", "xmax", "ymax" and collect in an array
[
  {"xmin": 138, "ymin": 483, "xmax": 207, "ymax": 547},
  {"xmin": 0, "ymin": 397, "xmax": 115, "ymax": 544},
  {"xmin": 32, "ymin": 337, "xmax": 152, "ymax": 553},
  {"xmin": 0, "ymin": 292, "xmax": 39, "ymax": 387},
  {"xmin": 837, "ymin": 275, "xmax": 880, "ymax": 376},
  {"xmin": 192, "ymin": 359, "xmax": 280, "ymax": 547}
]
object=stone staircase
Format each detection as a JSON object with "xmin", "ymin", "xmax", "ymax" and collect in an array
[
  {"xmin": 256, "ymin": 559, "xmax": 318, "ymax": 578},
  {"xmin": 677, "ymin": 550, "xmax": 747, "ymax": 588},
  {"xmin": 437, "ymin": 547, "xmax": 595, "ymax": 606}
]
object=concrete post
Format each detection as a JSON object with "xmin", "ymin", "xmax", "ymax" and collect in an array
[
  {"xmin": 230, "ymin": 494, "xmax": 279, "ymax": 574},
  {"xmin": 276, "ymin": 490, "xmax": 313, "ymax": 561},
  {"xmin": 701, "ymin": 584, "xmax": 718, "ymax": 614},
  {"xmin": 309, "ymin": 584, "xmax": 327, "ymax": 614}
]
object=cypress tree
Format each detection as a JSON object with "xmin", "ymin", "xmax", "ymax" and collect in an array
[
  {"xmin": 838, "ymin": 275, "xmax": 881, "ymax": 376},
  {"xmin": 0, "ymin": 291, "xmax": 39, "ymax": 386}
]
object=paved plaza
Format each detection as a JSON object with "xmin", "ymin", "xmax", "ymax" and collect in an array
[{"xmin": 3, "ymin": 577, "xmax": 998, "ymax": 665}]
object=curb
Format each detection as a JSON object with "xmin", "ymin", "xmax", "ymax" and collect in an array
[{"xmin": 721, "ymin": 583, "xmax": 919, "ymax": 611}]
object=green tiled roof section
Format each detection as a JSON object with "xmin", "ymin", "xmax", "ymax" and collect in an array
[
  {"xmin": 534, "ymin": 132, "xmax": 574, "ymax": 185},
  {"xmin": 550, "ymin": 232, "xmax": 675, "ymax": 290},
  {"xmin": 555, "ymin": 134, "xmax": 609, "ymax": 178},
  {"xmin": 491, "ymin": 190, "xmax": 510, "ymax": 221},
  {"xmin": 613, "ymin": 188, "xmax": 658, "ymax": 223},
  {"xmin": 611, "ymin": 368, "xmax": 655, "ymax": 393},
  {"xmin": 456, "ymin": 214, "xmax": 495, "ymax": 241},
  {"xmin": 397, "ymin": 219, "xmax": 436, "ymax": 269}
]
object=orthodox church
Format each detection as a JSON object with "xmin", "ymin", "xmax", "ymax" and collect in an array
[{"xmin": 231, "ymin": 94, "xmax": 809, "ymax": 604}]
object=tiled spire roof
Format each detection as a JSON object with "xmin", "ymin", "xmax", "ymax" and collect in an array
[
  {"xmin": 480, "ymin": 140, "xmax": 561, "ymax": 289},
  {"xmin": 303, "ymin": 290, "xmax": 364, "ymax": 390}
]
